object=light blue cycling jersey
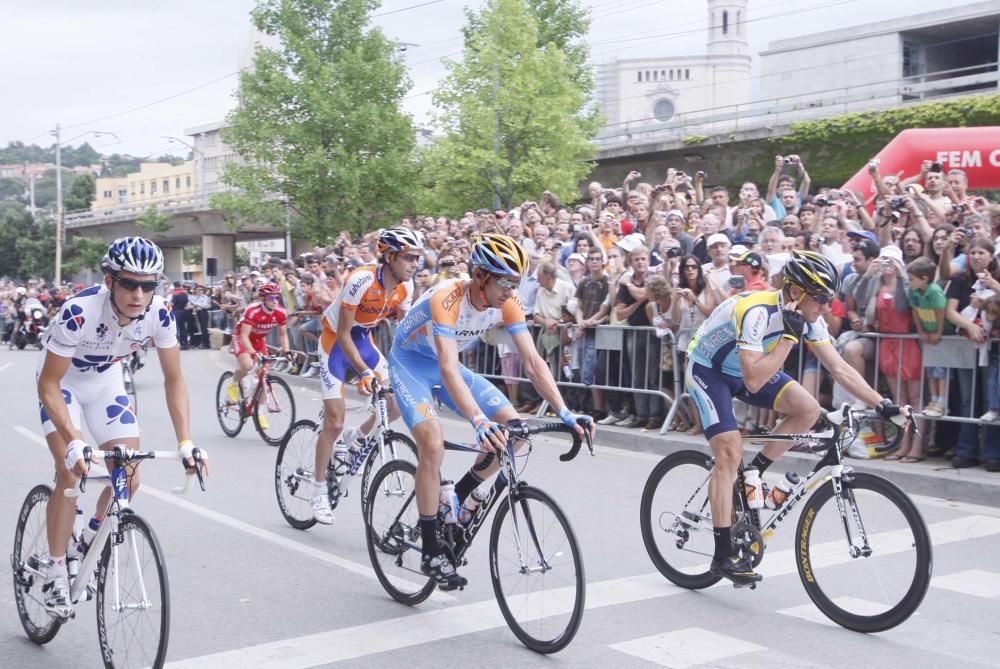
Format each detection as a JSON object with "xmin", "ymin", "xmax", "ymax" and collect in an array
[{"xmin": 687, "ymin": 289, "xmax": 831, "ymax": 377}]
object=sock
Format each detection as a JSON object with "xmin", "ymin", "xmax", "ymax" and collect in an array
[
  {"xmin": 749, "ymin": 453, "xmax": 773, "ymax": 475},
  {"xmin": 313, "ymin": 480, "xmax": 326, "ymax": 494},
  {"xmin": 49, "ymin": 554, "xmax": 68, "ymax": 580},
  {"xmin": 455, "ymin": 470, "xmax": 484, "ymax": 504},
  {"xmin": 419, "ymin": 515, "xmax": 440, "ymax": 559},
  {"xmin": 713, "ymin": 527, "xmax": 734, "ymax": 560}
]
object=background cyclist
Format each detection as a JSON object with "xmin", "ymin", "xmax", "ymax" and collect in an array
[
  {"xmin": 685, "ymin": 250, "xmax": 908, "ymax": 586},
  {"xmin": 226, "ymin": 282, "xmax": 292, "ymax": 423},
  {"xmin": 36, "ymin": 237, "xmax": 206, "ymax": 616},
  {"xmin": 311, "ymin": 227, "xmax": 420, "ymax": 524},
  {"xmin": 390, "ymin": 233, "xmax": 595, "ymax": 590}
]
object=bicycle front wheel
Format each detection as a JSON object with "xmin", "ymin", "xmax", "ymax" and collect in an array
[
  {"xmin": 215, "ymin": 371, "xmax": 245, "ymax": 437},
  {"xmin": 12, "ymin": 484, "xmax": 61, "ymax": 645},
  {"xmin": 274, "ymin": 419, "xmax": 320, "ymax": 530},
  {"xmin": 639, "ymin": 450, "xmax": 720, "ymax": 589},
  {"xmin": 254, "ymin": 375, "xmax": 295, "ymax": 446},
  {"xmin": 96, "ymin": 513, "xmax": 170, "ymax": 669},
  {"xmin": 489, "ymin": 485, "xmax": 584, "ymax": 654},
  {"xmin": 359, "ymin": 431, "xmax": 418, "ymax": 520},
  {"xmin": 364, "ymin": 459, "xmax": 435, "ymax": 606},
  {"xmin": 796, "ymin": 472, "xmax": 932, "ymax": 633}
]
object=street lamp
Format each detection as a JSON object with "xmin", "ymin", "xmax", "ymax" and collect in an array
[
  {"xmin": 162, "ymin": 136, "xmax": 206, "ymax": 201},
  {"xmin": 52, "ymin": 125, "xmax": 119, "ymax": 286}
]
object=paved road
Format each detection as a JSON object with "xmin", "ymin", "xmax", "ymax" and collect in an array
[{"xmin": 1, "ymin": 347, "xmax": 998, "ymax": 668}]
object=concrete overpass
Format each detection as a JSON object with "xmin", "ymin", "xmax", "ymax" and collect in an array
[{"xmin": 65, "ymin": 191, "xmax": 291, "ymax": 278}]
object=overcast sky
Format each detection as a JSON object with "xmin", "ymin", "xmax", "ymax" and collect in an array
[{"xmin": 1, "ymin": 0, "xmax": 960, "ymax": 159}]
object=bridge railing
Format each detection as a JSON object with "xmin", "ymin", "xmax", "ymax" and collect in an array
[{"xmin": 65, "ymin": 184, "xmax": 235, "ymax": 229}]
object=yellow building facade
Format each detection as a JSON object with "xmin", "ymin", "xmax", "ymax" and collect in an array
[{"xmin": 92, "ymin": 161, "xmax": 197, "ymax": 210}]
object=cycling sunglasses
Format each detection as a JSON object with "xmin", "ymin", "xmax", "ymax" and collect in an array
[
  {"xmin": 807, "ymin": 291, "xmax": 834, "ymax": 305},
  {"xmin": 491, "ymin": 274, "xmax": 521, "ymax": 289},
  {"xmin": 114, "ymin": 277, "xmax": 159, "ymax": 293}
]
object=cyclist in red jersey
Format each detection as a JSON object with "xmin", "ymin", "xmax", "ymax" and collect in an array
[{"xmin": 227, "ymin": 283, "xmax": 291, "ymax": 404}]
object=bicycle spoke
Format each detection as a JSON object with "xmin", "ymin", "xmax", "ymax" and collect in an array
[{"xmin": 275, "ymin": 420, "xmax": 321, "ymax": 530}]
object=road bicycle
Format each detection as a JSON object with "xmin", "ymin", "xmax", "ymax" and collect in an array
[
  {"xmin": 365, "ymin": 419, "xmax": 593, "ymax": 654},
  {"xmin": 11, "ymin": 444, "xmax": 208, "ymax": 668},
  {"xmin": 640, "ymin": 405, "xmax": 932, "ymax": 633},
  {"xmin": 275, "ymin": 380, "xmax": 417, "ymax": 529},
  {"xmin": 215, "ymin": 354, "xmax": 296, "ymax": 446},
  {"xmin": 121, "ymin": 359, "xmax": 138, "ymax": 416}
]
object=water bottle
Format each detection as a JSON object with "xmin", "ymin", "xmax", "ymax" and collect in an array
[
  {"xmin": 765, "ymin": 472, "xmax": 801, "ymax": 510},
  {"xmin": 79, "ymin": 516, "xmax": 100, "ymax": 555},
  {"xmin": 458, "ymin": 487, "xmax": 487, "ymax": 525},
  {"xmin": 333, "ymin": 439, "xmax": 351, "ymax": 476},
  {"xmin": 743, "ymin": 468, "xmax": 765, "ymax": 510},
  {"xmin": 439, "ymin": 480, "xmax": 459, "ymax": 525}
]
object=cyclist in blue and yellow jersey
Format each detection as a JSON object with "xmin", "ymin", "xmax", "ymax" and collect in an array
[
  {"xmin": 390, "ymin": 233, "xmax": 596, "ymax": 590},
  {"xmin": 686, "ymin": 250, "xmax": 909, "ymax": 586},
  {"xmin": 311, "ymin": 227, "xmax": 420, "ymax": 524}
]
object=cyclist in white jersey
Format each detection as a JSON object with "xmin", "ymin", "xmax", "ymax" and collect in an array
[
  {"xmin": 685, "ymin": 250, "xmax": 909, "ymax": 586},
  {"xmin": 390, "ymin": 234, "xmax": 596, "ymax": 590},
  {"xmin": 36, "ymin": 237, "xmax": 206, "ymax": 616}
]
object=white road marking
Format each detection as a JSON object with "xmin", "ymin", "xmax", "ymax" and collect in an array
[
  {"xmin": 932, "ymin": 570, "xmax": 1000, "ymax": 598},
  {"xmin": 12, "ymin": 425, "xmax": 453, "ymax": 603},
  {"xmin": 164, "ymin": 514, "xmax": 1000, "ymax": 668},
  {"xmin": 777, "ymin": 598, "xmax": 890, "ymax": 627},
  {"xmin": 0, "ymin": 362, "xmax": 13, "ymax": 372},
  {"xmin": 610, "ymin": 628, "xmax": 766, "ymax": 668}
]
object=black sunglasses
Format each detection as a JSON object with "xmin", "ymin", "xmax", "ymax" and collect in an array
[{"xmin": 115, "ymin": 277, "xmax": 159, "ymax": 293}]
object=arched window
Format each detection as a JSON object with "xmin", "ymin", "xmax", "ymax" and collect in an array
[
  {"xmin": 723, "ymin": 11, "xmax": 728, "ymax": 35},
  {"xmin": 686, "ymin": 69, "xmax": 690, "ymax": 79},
  {"xmin": 737, "ymin": 11, "xmax": 741, "ymax": 33},
  {"xmin": 669, "ymin": 69, "xmax": 674, "ymax": 80},
  {"xmin": 653, "ymin": 70, "xmax": 658, "ymax": 81},
  {"xmin": 637, "ymin": 71, "xmax": 642, "ymax": 82}
]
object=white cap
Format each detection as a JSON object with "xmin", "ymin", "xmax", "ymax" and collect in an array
[{"xmin": 707, "ymin": 233, "xmax": 731, "ymax": 248}]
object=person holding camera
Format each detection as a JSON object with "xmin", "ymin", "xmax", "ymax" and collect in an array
[
  {"xmin": 766, "ymin": 155, "xmax": 811, "ymax": 218},
  {"xmin": 728, "ymin": 251, "xmax": 769, "ymax": 296}
]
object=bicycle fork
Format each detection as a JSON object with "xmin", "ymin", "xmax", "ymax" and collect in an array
[{"xmin": 830, "ymin": 467, "xmax": 873, "ymax": 559}]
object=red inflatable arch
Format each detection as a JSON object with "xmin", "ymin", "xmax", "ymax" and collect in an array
[{"xmin": 841, "ymin": 127, "xmax": 1000, "ymax": 198}]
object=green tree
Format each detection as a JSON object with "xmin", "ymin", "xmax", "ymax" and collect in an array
[
  {"xmin": 222, "ymin": 0, "xmax": 417, "ymax": 242},
  {"xmin": 210, "ymin": 191, "xmax": 287, "ymax": 233},
  {"xmin": 136, "ymin": 205, "xmax": 172, "ymax": 234},
  {"xmin": 0, "ymin": 177, "xmax": 25, "ymax": 202},
  {"xmin": 64, "ymin": 236, "xmax": 108, "ymax": 276},
  {"xmin": 418, "ymin": 0, "xmax": 598, "ymax": 214},
  {"xmin": 64, "ymin": 173, "xmax": 96, "ymax": 211}
]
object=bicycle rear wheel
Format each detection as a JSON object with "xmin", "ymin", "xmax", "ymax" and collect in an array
[
  {"xmin": 489, "ymin": 485, "xmax": 584, "ymax": 654},
  {"xmin": 215, "ymin": 371, "xmax": 245, "ymax": 437},
  {"xmin": 274, "ymin": 419, "xmax": 321, "ymax": 530},
  {"xmin": 359, "ymin": 431, "xmax": 418, "ymax": 520},
  {"xmin": 97, "ymin": 513, "xmax": 170, "ymax": 669},
  {"xmin": 639, "ymin": 450, "xmax": 720, "ymax": 589},
  {"xmin": 796, "ymin": 472, "xmax": 932, "ymax": 633},
  {"xmin": 254, "ymin": 375, "xmax": 295, "ymax": 446},
  {"xmin": 364, "ymin": 459, "xmax": 435, "ymax": 605},
  {"xmin": 12, "ymin": 484, "xmax": 61, "ymax": 645}
]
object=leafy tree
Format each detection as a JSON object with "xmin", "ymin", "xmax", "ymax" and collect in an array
[
  {"xmin": 418, "ymin": 0, "xmax": 598, "ymax": 214},
  {"xmin": 136, "ymin": 205, "xmax": 172, "ymax": 234},
  {"xmin": 0, "ymin": 204, "xmax": 57, "ymax": 279},
  {"xmin": 222, "ymin": 0, "xmax": 417, "ymax": 242},
  {"xmin": 64, "ymin": 236, "xmax": 109, "ymax": 276},
  {"xmin": 210, "ymin": 191, "xmax": 287, "ymax": 233},
  {"xmin": 0, "ymin": 177, "xmax": 25, "ymax": 202},
  {"xmin": 64, "ymin": 173, "xmax": 96, "ymax": 211}
]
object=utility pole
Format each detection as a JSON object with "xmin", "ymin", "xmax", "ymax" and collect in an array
[
  {"xmin": 52, "ymin": 126, "xmax": 119, "ymax": 286},
  {"xmin": 282, "ymin": 198, "xmax": 292, "ymax": 259},
  {"xmin": 29, "ymin": 172, "xmax": 37, "ymax": 218}
]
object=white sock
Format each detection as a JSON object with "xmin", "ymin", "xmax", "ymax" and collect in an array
[
  {"xmin": 48, "ymin": 555, "xmax": 68, "ymax": 579},
  {"xmin": 313, "ymin": 480, "xmax": 326, "ymax": 495}
]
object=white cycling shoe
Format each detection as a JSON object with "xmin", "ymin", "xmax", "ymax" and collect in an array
[
  {"xmin": 43, "ymin": 572, "xmax": 72, "ymax": 618},
  {"xmin": 312, "ymin": 493, "xmax": 334, "ymax": 525}
]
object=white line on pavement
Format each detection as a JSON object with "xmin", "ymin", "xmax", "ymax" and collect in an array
[
  {"xmin": 164, "ymin": 513, "xmax": 1000, "ymax": 668},
  {"xmin": 0, "ymin": 362, "xmax": 13, "ymax": 372},
  {"xmin": 12, "ymin": 425, "xmax": 453, "ymax": 603}
]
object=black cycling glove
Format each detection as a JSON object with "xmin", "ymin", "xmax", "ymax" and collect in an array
[
  {"xmin": 874, "ymin": 398, "xmax": 902, "ymax": 418},
  {"xmin": 781, "ymin": 310, "xmax": 807, "ymax": 344}
]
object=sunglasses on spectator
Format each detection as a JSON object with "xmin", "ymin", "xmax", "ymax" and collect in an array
[
  {"xmin": 114, "ymin": 277, "xmax": 159, "ymax": 293},
  {"xmin": 683, "ymin": 264, "xmax": 699, "ymax": 270}
]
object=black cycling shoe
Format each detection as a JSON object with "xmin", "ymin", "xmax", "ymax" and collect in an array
[
  {"xmin": 421, "ymin": 554, "xmax": 468, "ymax": 591},
  {"xmin": 710, "ymin": 555, "xmax": 763, "ymax": 587}
]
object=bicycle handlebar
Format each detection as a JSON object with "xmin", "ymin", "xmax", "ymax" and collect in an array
[
  {"xmin": 832, "ymin": 403, "xmax": 915, "ymax": 455},
  {"xmin": 63, "ymin": 445, "xmax": 208, "ymax": 498},
  {"xmin": 506, "ymin": 418, "xmax": 595, "ymax": 462}
]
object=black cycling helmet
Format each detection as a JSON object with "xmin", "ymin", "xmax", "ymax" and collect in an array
[{"xmin": 783, "ymin": 250, "xmax": 841, "ymax": 297}]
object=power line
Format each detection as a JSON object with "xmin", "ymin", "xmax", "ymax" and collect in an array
[{"xmin": 374, "ymin": 0, "xmax": 446, "ymax": 17}]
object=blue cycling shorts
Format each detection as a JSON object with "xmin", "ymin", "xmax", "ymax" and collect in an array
[
  {"xmin": 318, "ymin": 329, "xmax": 388, "ymax": 400},
  {"xmin": 388, "ymin": 345, "xmax": 511, "ymax": 430},
  {"xmin": 686, "ymin": 361, "xmax": 795, "ymax": 440}
]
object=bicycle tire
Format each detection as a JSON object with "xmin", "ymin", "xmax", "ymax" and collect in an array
[
  {"xmin": 96, "ymin": 512, "xmax": 170, "ymax": 669},
  {"xmin": 274, "ymin": 419, "xmax": 321, "ymax": 530},
  {"xmin": 215, "ymin": 371, "xmax": 245, "ymax": 437},
  {"xmin": 253, "ymin": 374, "xmax": 296, "ymax": 446},
  {"xmin": 364, "ymin": 459, "xmax": 435, "ymax": 606},
  {"xmin": 639, "ymin": 450, "xmax": 721, "ymax": 589},
  {"xmin": 122, "ymin": 363, "xmax": 138, "ymax": 417},
  {"xmin": 489, "ymin": 485, "xmax": 585, "ymax": 654},
  {"xmin": 796, "ymin": 472, "xmax": 932, "ymax": 633},
  {"xmin": 359, "ymin": 431, "xmax": 418, "ymax": 520},
  {"xmin": 12, "ymin": 484, "xmax": 62, "ymax": 645}
]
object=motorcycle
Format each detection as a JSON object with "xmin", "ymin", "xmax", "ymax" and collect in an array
[{"xmin": 11, "ymin": 300, "xmax": 47, "ymax": 350}]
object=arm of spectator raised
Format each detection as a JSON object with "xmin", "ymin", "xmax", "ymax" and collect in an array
[
  {"xmin": 796, "ymin": 157, "xmax": 811, "ymax": 200},
  {"xmin": 765, "ymin": 155, "xmax": 783, "ymax": 203}
]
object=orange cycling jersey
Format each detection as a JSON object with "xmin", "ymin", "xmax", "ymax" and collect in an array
[{"xmin": 320, "ymin": 266, "xmax": 413, "ymax": 351}]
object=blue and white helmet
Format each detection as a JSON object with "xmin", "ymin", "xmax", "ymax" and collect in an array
[{"xmin": 102, "ymin": 237, "xmax": 165, "ymax": 276}]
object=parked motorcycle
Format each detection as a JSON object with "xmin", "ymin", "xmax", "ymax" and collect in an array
[{"xmin": 11, "ymin": 300, "xmax": 47, "ymax": 350}]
